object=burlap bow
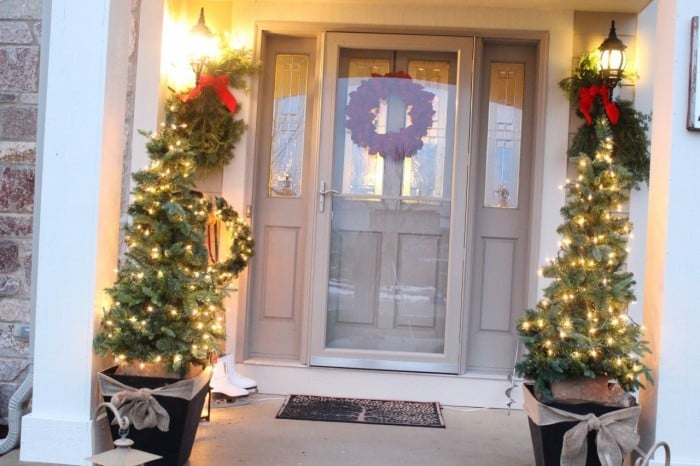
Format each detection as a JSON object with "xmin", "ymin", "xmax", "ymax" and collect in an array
[
  {"xmin": 97, "ymin": 366, "xmax": 211, "ymax": 432},
  {"xmin": 523, "ymin": 384, "xmax": 641, "ymax": 466},
  {"xmin": 111, "ymin": 388, "xmax": 171, "ymax": 431}
]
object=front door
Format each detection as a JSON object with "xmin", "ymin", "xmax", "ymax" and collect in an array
[
  {"xmin": 309, "ymin": 33, "xmax": 474, "ymax": 373},
  {"xmin": 248, "ymin": 32, "xmax": 537, "ymax": 379}
]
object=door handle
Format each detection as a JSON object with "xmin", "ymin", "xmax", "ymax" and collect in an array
[{"xmin": 318, "ymin": 180, "xmax": 339, "ymax": 213}]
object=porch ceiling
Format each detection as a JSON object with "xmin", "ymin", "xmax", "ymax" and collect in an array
[{"xmin": 290, "ymin": 0, "xmax": 652, "ymax": 14}]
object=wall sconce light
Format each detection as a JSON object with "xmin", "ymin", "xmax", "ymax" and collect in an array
[
  {"xmin": 188, "ymin": 7, "xmax": 215, "ymax": 85},
  {"xmin": 86, "ymin": 402, "xmax": 162, "ymax": 466},
  {"xmin": 598, "ymin": 20, "xmax": 627, "ymax": 96}
]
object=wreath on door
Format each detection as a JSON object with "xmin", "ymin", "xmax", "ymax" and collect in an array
[{"xmin": 345, "ymin": 71, "xmax": 435, "ymax": 160}]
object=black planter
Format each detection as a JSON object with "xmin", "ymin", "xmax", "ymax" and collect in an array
[
  {"xmin": 526, "ymin": 385, "xmax": 626, "ymax": 466},
  {"xmin": 100, "ymin": 366, "xmax": 209, "ymax": 466}
]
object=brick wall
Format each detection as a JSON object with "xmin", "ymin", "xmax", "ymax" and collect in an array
[{"xmin": 0, "ymin": 0, "xmax": 42, "ymax": 424}]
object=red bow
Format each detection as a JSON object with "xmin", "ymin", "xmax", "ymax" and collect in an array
[
  {"xmin": 180, "ymin": 74, "xmax": 237, "ymax": 113},
  {"xmin": 578, "ymin": 84, "xmax": 618, "ymax": 126}
]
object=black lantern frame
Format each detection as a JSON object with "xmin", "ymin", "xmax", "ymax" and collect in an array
[{"xmin": 599, "ymin": 20, "xmax": 627, "ymax": 96}]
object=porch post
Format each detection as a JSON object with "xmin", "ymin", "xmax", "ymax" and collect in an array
[
  {"xmin": 640, "ymin": 0, "xmax": 700, "ymax": 464},
  {"xmin": 20, "ymin": 0, "xmax": 131, "ymax": 463}
]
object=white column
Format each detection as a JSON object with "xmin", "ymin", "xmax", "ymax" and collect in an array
[
  {"xmin": 640, "ymin": 0, "xmax": 700, "ymax": 465},
  {"xmin": 21, "ymin": 1, "xmax": 131, "ymax": 464}
]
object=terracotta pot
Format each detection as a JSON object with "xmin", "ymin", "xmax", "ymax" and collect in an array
[{"xmin": 551, "ymin": 376, "xmax": 611, "ymax": 404}]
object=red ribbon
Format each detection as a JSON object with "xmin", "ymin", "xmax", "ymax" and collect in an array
[
  {"xmin": 578, "ymin": 84, "xmax": 618, "ymax": 126},
  {"xmin": 180, "ymin": 74, "xmax": 237, "ymax": 113}
]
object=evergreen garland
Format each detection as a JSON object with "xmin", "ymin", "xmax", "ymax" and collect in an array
[
  {"xmin": 211, "ymin": 196, "xmax": 254, "ymax": 286},
  {"xmin": 560, "ymin": 52, "xmax": 650, "ymax": 188}
]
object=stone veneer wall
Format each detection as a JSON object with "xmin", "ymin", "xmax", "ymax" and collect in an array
[{"xmin": 0, "ymin": 0, "xmax": 41, "ymax": 425}]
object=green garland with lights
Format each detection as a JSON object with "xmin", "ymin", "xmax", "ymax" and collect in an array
[{"xmin": 170, "ymin": 39, "xmax": 261, "ymax": 173}]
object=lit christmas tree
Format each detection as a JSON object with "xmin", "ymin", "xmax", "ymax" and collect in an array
[
  {"xmin": 516, "ymin": 116, "xmax": 651, "ymax": 401},
  {"xmin": 94, "ymin": 121, "xmax": 253, "ymax": 376}
]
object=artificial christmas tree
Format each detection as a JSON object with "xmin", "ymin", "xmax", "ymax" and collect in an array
[
  {"xmin": 515, "ymin": 50, "xmax": 653, "ymax": 465},
  {"xmin": 93, "ymin": 120, "xmax": 253, "ymax": 466},
  {"xmin": 516, "ymin": 117, "xmax": 651, "ymax": 403},
  {"xmin": 516, "ymin": 116, "xmax": 652, "ymax": 466},
  {"xmin": 94, "ymin": 123, "xmax": 253, "ymax": 376}
]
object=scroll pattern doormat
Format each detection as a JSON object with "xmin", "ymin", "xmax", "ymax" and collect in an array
[{"xmin": 276, "ymin": 394, "xmax": 445, "ymax": 428}]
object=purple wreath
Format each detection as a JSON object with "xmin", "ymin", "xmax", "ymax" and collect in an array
[{"xmin": 345, "ymin": 71, "xmax": 435, "ymax": 160}]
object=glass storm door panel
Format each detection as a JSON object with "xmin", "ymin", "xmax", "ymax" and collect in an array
[{"xmin": 310, "ymin": 33, "xmax": 474, "ymax": 373}]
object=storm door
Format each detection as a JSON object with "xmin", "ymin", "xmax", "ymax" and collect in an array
[{"xmin": 309, "ymin": 33, "xmax": 474, "ymax": 373}]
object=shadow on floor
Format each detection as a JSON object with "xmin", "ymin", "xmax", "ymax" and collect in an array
[{"xmin": 0, "ymin": 394, "xmax": 535, "ymax": 465}]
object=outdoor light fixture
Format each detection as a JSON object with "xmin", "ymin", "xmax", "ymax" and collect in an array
[
  {"xmin": 86, "ymin": 402, "xmax": 162, "ymax": 466},
  {"xmin": 188, "ymin": 7, "xmax": 215, "ymax": 85},
  {"xmin": 598, "ymin": 20, "xmax": 627, "ymax": 95}
]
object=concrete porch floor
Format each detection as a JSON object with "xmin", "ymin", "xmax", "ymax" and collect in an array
[{"xmin": 0, "ymin": 393, "xmax": 535, "ymax": 465}]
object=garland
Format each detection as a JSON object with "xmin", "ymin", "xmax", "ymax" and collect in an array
[
  {"xmin": 210, "ymin": 197, "xmax": 254, "ymax": 287},
  {"xmin": 560, "ymin": 52, "xmax": 650, "ymax": 188},
  {"xmin": 345, "ymin": 71, "xmax": 435, "ymax": 160}
]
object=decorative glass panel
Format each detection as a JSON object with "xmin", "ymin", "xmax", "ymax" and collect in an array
[
  {"xmin": 483, "ymin": 63, "xmax": 524, "ymax": 209},
  {"xmin": 340, "ymin": 58, "xmax": 391, "ymax": 195},
  {"xmin": 269, "ymin": 54, "xmax": 309, "ymax": 197},
  {"xmin": 404, "ymin": 60, "xmax": 450, "ymax": 198}
]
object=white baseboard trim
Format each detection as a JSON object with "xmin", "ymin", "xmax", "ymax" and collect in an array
[
  {"xmin": 21, "ymin": 413, "xmax": 93, "ymax": 465},
  {"xmin": 238, "ymin": 362, "xmax": 522, "ymax": 409}
]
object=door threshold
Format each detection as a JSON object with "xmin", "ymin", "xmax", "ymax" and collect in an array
[{"xmin": 236, "ymin": 361, "xmax": 523, "ymax": 409}]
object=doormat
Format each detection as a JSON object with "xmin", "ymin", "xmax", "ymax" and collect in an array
[{"xmin": 275, "ymin": 394, "xmax": 445, "ymax": 428}]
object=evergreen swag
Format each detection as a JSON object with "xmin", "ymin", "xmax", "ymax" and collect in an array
[
  {"xmin": 94, "ymin": 121, "xmax": 254, "ymax": 375},
  {"xmin": 515, "ymin": 116, "xmax": 652, "ymax": 401},
  {"xmin": 560, "ymin": 52, "xmax": 651, "ymax": 188},
  {"xmin": 170, "ymin": 41, "xmax": 261, "ymax": 173}
]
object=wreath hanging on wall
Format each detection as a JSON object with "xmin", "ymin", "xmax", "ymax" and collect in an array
[
  {"xmin": 169, "ymin": 40, "xmax": 261, "ymax": 174},
  {"xmin": 345, "ymin": 71, "xmax": 435, "ymax": 160}
]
